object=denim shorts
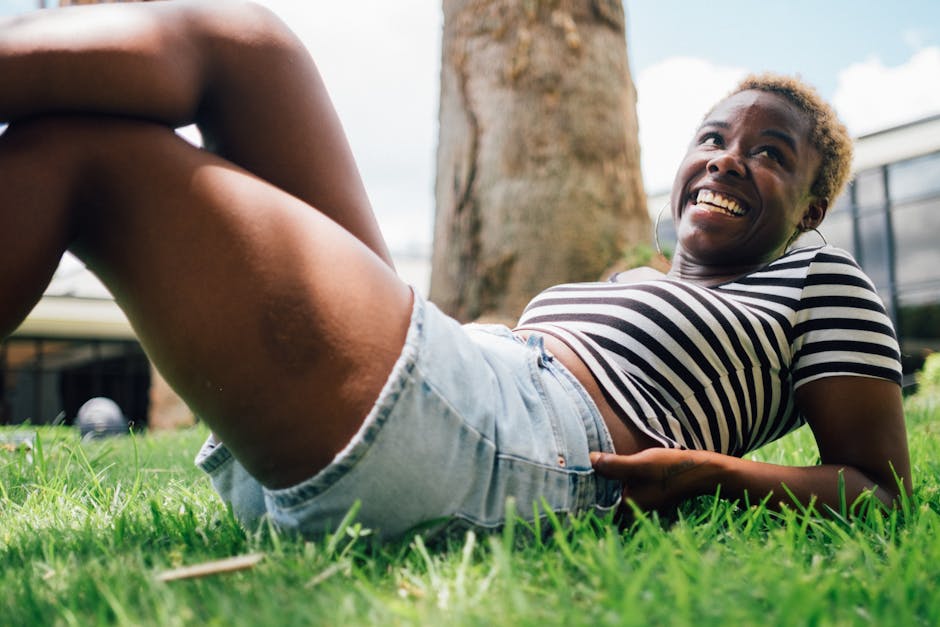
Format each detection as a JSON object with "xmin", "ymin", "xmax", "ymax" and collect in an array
[{"xmin": 195, "ymin": 293, "xmax": 621, "ymax": 541}]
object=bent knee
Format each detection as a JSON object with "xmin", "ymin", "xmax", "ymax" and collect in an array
[
  {"xmin": 0, "ymin": 116, "xmax": 107, "ymax": 193},
  {"xmin": 3, "ymin": 115, "xmax": 187, "ymax": 236},
  {"xmin": 189, "ymin": 1, "xmax": 308, "ymax": 63},
  {"xmin": 3, "ymin": 115, "xmax": 175, "ymax": 161}
]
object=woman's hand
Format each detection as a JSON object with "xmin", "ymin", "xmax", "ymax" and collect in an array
[
  {"xmin": 590, "ymin": 448, "xmax": 718, "ymax": 515},
  {"xmin": 592, "ymin": 376, "xmax": 912, "ymax": 519}
]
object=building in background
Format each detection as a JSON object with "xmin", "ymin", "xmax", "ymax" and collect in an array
[{"xmin": 1, "ymin": 261, "xmax": 152, "ymax": 427}]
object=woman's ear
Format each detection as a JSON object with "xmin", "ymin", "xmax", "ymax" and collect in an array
[{"xmin": 800, "ymin": 197, "xmax": 829, "ymax": 231}]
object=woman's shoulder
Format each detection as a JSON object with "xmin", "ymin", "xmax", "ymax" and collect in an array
[
  {"xmin": 787, "ymin": 244, "xmax": 884, "ymax": 298},
  {"xmin": 729, "ymin": 245, "xmax": 877, "ymax": 296},
  {"xmin": 801, "ymin": 244, "xmax": 871, "ymax": 279},
  {"xmin": 608, "ymin": 266, "xmax": 669, "ymax": 284},
  {"xmin": 807, "ymin": 244, "xmax": 857, "ymax": 264},
  {"xmin": 769, "ymin": 244, "xmax": 862, "ymax": 274}
]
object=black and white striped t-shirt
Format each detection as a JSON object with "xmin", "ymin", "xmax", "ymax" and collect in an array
[{"xmin": 515, "ymin": 246, "xmax": 902, "ymax": 457}]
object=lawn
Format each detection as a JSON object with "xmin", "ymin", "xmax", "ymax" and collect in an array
[{"xmin": 1, "ymin": 397, "xmax": 938, "ymax": 626}]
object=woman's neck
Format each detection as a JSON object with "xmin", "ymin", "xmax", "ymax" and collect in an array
[{"xmin": 666, "ymin": 246, "xmax": 786, "ymax": 286}]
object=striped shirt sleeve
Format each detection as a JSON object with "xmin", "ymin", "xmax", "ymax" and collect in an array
[{"xmin": 791, "ymin": 249, "xmax": 902, "ymax": 388}]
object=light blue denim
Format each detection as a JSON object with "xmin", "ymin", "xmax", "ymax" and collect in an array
[{"xmin": 195, "ymin": 293, "xmax": 621, "ymax": 541}]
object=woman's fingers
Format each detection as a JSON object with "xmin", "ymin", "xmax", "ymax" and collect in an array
[
  {"xmin": 590, "ymin": 449, "xmax": 672, "ymax": 480},
  {"xmin": 591, "ymin": 449, "xmax": 707, "ymax": 512}
]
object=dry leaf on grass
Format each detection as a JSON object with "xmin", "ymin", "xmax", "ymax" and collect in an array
[{"xmin": 156, "ymin": 553, "xmax": 265, "ymax": 582}]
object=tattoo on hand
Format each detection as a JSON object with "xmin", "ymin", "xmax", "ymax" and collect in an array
[{"xmin": 660, "ymin": 460, "xmax": 698, "ymax": 490}]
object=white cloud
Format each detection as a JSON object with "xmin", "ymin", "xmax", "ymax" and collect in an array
[
  {"xmin": 833, "ymin": 47, "xmax": 940, "ymax": 136},
  {"xmin": 901, "ymin": 28, "xmax": 929, "ymax": 51},
  {"xmin": 635, "ymin": 57, "xmax": 746, "ymax": 194}
]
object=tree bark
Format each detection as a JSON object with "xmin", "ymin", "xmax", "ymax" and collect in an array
[{"xmin": 432, "ymin": 0, "xmax": 649, "ymax": 323}]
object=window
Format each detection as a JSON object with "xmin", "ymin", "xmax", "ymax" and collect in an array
[
  {"xmin": 816, "ymin": 191, "xmax": 854, "ymax": 251},
  {"xmin": 888, "ymin": 151, "xmax": 940, "ymax": 204},
  {"xmin": 857, "ymin": 205, "xmax": 891, "ymax": 291},
  {"xmin": 0, "ymin": 338, "xmax": 150, "ymax": 427},
  {"xmin": 892, "ymin": 196, "xmax": 940, "ymax": 291},
  {"xmin": 854, "ymin": 168, "xmax": 886, "ymax": 213}
]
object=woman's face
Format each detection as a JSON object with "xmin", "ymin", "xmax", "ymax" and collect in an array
[{"xmin": 669, "ymin": 90, "xmax": 825, "ymax": 268}]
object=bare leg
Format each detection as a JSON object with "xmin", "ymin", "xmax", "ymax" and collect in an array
[
  {"xmin": 0, "ymin": 0, "xmax": 393, "ymax": 265},
  {"xmin": 0, "ymin": 115, "xmax": 412, "ymax": 489}
]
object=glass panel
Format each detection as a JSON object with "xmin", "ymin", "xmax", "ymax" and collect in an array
[
  {"xmin": 892, "ymin": 196, "xmax": 940, "ymax": 291},
  {"xmin": 854, "ymin": 168, "xmax": 886, "ymax": 213},
  {"xmin": 857, "ymin": 210, "xmax": 891, "ymax": 290},
  {"xmin": 829, "ymin": 189, "xmax": 852, "ymax": 217},
  {"xmin": 888, "ymin": 151, "xmax": 940, "ymax": 204},
  {"xmin": 807, "ymin": 190, "xmax": 854, "ymax": 252},
  {"xmin": 1, "ymin": 339, "xmax": 57, "ymax": 425},
  {"xmin": 815, "ymin": 213, "xmax": 853, "ymax": 252}
]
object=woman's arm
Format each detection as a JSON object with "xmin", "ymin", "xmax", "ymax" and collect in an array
[{"xmin": 591, "ymin": 376, "xmax": 911, "ymax": 514}]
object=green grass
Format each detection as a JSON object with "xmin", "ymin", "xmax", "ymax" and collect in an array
[{"xmin": 2, "ymin": 399, "xmax": 939, "ymax": 626}]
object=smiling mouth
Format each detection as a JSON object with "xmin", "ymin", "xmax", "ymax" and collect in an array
[{"xmin": 692, "ymin": 189, "xmax": 748, "ymax": 217}]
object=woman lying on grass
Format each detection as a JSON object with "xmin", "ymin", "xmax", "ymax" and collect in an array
[{"xmin": 0, "ymin": 1, "xmax": 910, "ymax": 539}]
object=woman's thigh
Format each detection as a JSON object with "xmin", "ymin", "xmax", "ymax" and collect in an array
[{"xmin": 6, "ymin": 116, "xmax": 413, "ymax": 489}]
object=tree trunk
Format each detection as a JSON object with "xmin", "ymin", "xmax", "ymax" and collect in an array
[{"xmin": 432, "ymin": 0, "xmax": 648, "ymax": 323}]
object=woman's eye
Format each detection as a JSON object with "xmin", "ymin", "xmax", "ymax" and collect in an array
[
  {"xmin": 700, "ymin": 134, "xmax": 722, "ymax": 146},
  {"xmin": 755, "ymin": 147, "xmax": 782, "ymax": 163}
]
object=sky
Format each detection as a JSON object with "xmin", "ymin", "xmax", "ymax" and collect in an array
[{"xmin": 3, "ymin": 0, "xmax": 940, "ymax": 258}]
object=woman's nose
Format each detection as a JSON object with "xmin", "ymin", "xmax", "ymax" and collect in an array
[{"xmin": 707, "ymin": 150, "xmax": 746, "ymax": 177}]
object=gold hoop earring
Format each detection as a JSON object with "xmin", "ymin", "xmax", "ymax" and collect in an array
[{"xmin": 654, "ymin": 201, "xmax": 670, "ymax": 255}]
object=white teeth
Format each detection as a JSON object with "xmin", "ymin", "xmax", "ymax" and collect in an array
[{"xmin": 695, "ymin": 189, "xmax": 746, "ymax": 216}]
